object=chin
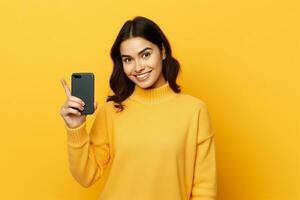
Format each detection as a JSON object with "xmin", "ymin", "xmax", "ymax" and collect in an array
[
  {"xmin": 135, "ymin": 82, "xmax": 153, "ymax": 89},
  {"xmin": 133, "ymin": 79, "xmax": 157, "ymax": 89}
]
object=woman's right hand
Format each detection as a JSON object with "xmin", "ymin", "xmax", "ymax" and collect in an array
[{"xmin": 60, "ymin": 78, "xmax": 98, "ymax": 129}]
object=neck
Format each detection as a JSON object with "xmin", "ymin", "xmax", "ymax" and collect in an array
[{"xmin": 129, "ymin": 81, "xmax": 177, "ymax": 104}]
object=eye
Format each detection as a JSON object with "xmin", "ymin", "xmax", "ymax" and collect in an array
[
  {"xmin": 123, "ymin": 58, "xmax": 131, "ymax": 63},
  {"xmin": 142, "ymin": 52, "xmax": 151, "ymax": 58}
]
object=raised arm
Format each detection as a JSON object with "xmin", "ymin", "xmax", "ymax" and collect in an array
[{"xmin": 65, "ymin": 105, "xmax": 111, "ymax": 188}]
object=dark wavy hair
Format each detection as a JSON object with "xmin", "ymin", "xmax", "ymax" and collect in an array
[{"xmin": 107, "ymin": 16, "xmax": 181, "ymax": 112}]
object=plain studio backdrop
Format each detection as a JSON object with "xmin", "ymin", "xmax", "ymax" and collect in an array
[{"xmin": 0, "ymin": 0, "xmax": 299, "ymax": 199}]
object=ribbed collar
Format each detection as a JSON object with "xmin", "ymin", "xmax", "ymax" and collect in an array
[{"xmin": 129, "ymin": 81, "xmax": 177, "ymax": 104}]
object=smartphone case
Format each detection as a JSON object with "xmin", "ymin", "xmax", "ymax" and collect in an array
[{"xmin": 71, "ymin": 72, "xmax": 94, "ymax": 115}]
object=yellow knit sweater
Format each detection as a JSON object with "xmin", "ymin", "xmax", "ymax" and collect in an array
[{"xmin": 65, "ymin": 82, "xmax": 217, "ymax": 200}]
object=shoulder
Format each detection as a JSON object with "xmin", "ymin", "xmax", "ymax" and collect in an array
[
  {"xmin": 99, "ymin": 100, "xmax": 115, "ymax": 112},
  {"xmin": 176, "ymin": 92, "xmax": 209, "ymax": 110},
  {"xmin": 98, "ymin": 100, "xmax": 127, "ymax": 115}
]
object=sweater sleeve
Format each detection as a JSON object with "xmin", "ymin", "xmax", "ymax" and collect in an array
[
  {"xmin": 65, "ymin": 105, "xmax": 111, "ymax": 188},
  {"xmin": 190, "ymin": 103, "xmax": 218, "ymax": 200}
]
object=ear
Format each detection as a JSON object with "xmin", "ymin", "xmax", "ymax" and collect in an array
[{"xmin": 161, "ymin": 43, "xmax": 166, "ymax": 60}]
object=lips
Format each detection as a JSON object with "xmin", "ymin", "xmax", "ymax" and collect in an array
[
  {"xmin": 135, "ymin": 71, "xmax": 152, "ymax": 76},
  {"xmin": 135, "ymin": 71, "xmax": 152, "ymax": 81}
]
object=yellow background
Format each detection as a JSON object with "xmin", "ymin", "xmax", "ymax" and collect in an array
[{"xmin": 0, "ymin": 0, "xmax": 299, "ymax": 199}]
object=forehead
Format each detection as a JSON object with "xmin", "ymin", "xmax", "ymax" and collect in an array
[{"xmin": 120, "ymin": 37, "xmax": 156, "ymax": 55}]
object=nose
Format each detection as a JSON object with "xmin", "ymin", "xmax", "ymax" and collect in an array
[{"xmin": 135, "ymin": 59, "xmax": 145, "ymax": 72}]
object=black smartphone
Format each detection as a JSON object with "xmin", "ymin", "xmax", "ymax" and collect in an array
[{"xmin": 71, "ymin": 72, "xmax": 94, "ymax": 115}]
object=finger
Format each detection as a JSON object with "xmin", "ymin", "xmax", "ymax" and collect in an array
[
  {"xmin": 94, "ymin": 101, "xmax": 98, "ymax": 110},
  {"xmin": 60, "ymin": 106, "xmax": 79, "ymax": 116},
  {"xmin": 69, "ymin": 96, "xmax": 85, "ymax": 106},
  {"xmin": 67, "ymin": 101, "xmax": 84, "ymax": 111},
  {"xmin": 60, "ymin": 78, "xmax": 71, "ymax": 97},
  {"xmin": 67, "ymin": 107, "xmax": 81, "ymax": 116}
]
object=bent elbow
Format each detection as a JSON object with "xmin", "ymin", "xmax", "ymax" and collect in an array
[
  {"xmin": 69, "ymin": 167, "xmax": 102, "ymax": 188},
  {"xmin": 72, "ymin": 175, "xmax": 95, "ymax": 188},
  {"xmin": 80, "ymin": 180, "xmax": 92, "ymax": 188}
]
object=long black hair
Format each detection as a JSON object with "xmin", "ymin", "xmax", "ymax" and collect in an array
[{"xmin": 107, "ymin": 16, "xmax": 181, "ymax": 112}]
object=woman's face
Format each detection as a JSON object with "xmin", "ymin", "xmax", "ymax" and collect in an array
[{"xmin": 120, "ymin": 36, "xmax": 166, "ymax": 89}]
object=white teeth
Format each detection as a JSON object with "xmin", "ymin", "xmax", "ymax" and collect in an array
[
  {"xmin": 137, "ymin": 73, "xmax": 149, "ymax": 78},
  {"xmin": 135, "ymin": 71, "xmax": 151, "ymax": 81}
]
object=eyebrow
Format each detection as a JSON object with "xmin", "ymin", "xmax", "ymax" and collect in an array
[{"xmin": 121, "ymin": 47, "xmax": 152, "ymax": 58}]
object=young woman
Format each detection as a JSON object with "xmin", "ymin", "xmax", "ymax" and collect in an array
[{"xmin": 60, "ymin": 16, "xmax": 217, "ymax": 200}]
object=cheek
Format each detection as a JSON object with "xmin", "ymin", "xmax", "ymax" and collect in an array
[
  {"xmin": 148, "ymin": 55, "xmax": 163, "ymax": 69},
  {"xmin": 123, "ymin": 65, "xmax": 133, "ymax": 76}
]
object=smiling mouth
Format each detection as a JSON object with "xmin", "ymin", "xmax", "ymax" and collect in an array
[
  {"xmin": 134, "ymin": 71, "xmax": 152, "ymax": 76},
  {"xmin": 134, "ymin": 71, "xmax": 152, "ymax": 81}
]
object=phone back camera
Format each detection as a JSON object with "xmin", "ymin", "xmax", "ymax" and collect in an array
[{"xmin": 73, "ymin": 74, "xmax": 82, "ymax": 78}]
